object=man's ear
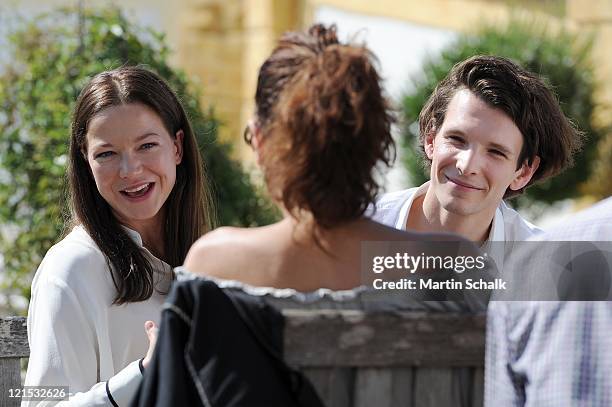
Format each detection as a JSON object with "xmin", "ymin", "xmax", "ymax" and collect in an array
[
  {"xmin": 424, "ymin": 128, "xmax": 437, "ymax": 160},
  {"xmin": 510, "ymin": 156, "xmax": 540, "ymax": 191},
  {"xmin": 174, "ymin": 130, "xmax": 184, "ymax": 165}
]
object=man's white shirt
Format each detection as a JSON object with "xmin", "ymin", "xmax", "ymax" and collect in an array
[{"xmin": 370, "ymin": 181, "xmax": 542, "ymax": 269}]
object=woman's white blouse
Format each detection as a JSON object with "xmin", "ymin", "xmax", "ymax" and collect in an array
[{"xmin": 23, "ymin": 226, "xmax": 172, "ymax": 406}]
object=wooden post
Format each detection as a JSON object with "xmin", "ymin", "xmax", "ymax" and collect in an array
[{"xmin": 0, "ymin": 317, "xmax": 29, "ymax": 407}]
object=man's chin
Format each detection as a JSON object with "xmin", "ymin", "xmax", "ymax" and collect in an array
[{"xmin": 441, "ymin": 199, "xmax": 480, "ymax": 217}]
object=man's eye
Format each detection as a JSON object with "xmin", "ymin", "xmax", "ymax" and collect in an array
[
  {"xmin": 95, "ymin": 151, "xmax": 114, "ymax": 159},
  {"xmin": 490, "ymin": 149, "xmax": 507, "ymax": 158}
]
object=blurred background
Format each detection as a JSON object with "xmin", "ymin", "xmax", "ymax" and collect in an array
[{"xmin": 1, "ymin": 0, "xmax": 611, "ymax": 315}]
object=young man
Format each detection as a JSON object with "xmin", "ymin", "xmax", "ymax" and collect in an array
[{"xmin": 373, "ymin": 55, "xmax": 581, "ymax": 242}]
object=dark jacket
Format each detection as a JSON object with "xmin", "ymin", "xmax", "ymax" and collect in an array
[{"xmin": 131, "ymin": 278, "xmax": 324, "ymax": 407}]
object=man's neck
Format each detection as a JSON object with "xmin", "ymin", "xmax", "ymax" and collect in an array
[{"xmin": 407, "ymin": 191, "xmax": 495, "ymax": 243}]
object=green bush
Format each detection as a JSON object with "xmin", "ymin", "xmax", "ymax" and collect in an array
[
  {"xmin": 0, "ymin": 7, "xmax": 278, "ymax": 312},
  {"xmin": 401, "ymin": 18, "xmax": 607, "ymax": 209}
]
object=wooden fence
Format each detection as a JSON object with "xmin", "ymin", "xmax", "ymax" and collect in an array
[{"xmin": 0, "ymin": 311, "xmax": 486, "ymax": 406}]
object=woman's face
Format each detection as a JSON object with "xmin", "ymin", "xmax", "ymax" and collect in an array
[{"xmin": 84, "ymin": 103, "xmax": 183, "ymax": 231}]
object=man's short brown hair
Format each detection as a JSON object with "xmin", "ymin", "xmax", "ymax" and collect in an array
[{"xmin": 419, "ymin": 55, "xmax": 583, "ymax": 197}]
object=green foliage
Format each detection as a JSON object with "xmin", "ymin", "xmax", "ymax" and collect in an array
[
  {"xmin": 401, "ymin": 18, "xmax": 607, "ymax": 209},
  {"xmin": 0, "ymin": 7, "xmax": 278, "ymax": 312}
]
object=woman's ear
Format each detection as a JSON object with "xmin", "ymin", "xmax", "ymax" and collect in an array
[
  {"xmin": 174, "ymin": 130, "xmax": 184, "ymax": 165},
  {"xmin": 249, "ymin": 121, "xmax": 265, "ymax": 166}
]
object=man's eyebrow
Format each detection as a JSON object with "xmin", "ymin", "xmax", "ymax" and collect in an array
[
  {"xmin": 488, "ymin": 142, "xmax": 513, "ymax": 155},
  {"xmin": 442, "ymin": 129, "xmax": 515, "ymax": 155},
  {"xmin": 443, "ymin": 128, "xmax": 466, "ymax": 136}
]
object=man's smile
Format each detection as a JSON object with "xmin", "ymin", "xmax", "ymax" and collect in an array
[{"xmin": 444, "ymin": 175, "xmax": 485, "ymax": 191}]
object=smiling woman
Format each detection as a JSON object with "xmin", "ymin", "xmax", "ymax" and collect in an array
[
  {"xmin": 23, "ymin": 67, "xmax": 214, "ymax": 406},
  {"xmin": 85, "ymin": 103, "xmax": 184, "ymax": 258}
]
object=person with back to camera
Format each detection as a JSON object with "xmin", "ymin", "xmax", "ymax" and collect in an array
[
  {"xmin": 23, "ymin": 66, "xmax": 214, "ymax": 406},
  {"xmin": 184, "ymin": 24, "xmax": 463, "ymax": 291}
]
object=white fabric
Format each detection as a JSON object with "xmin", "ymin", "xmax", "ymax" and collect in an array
[
  {"xmin": 371, "ymin": 181, "xmax": 541, "ymax": 241},
  {"xmin": 370, "ymin": 182, "xmax": 542, "ymax": 270},
  {"xmin": 529, "ymin": 197, "xmax": 612, "ymax": 241},
  {"xmin": 486, "ymin": 197, "xmax": 612, "ymax": 406},
  {"xmin": 23, "ymin": 226, "xmax": 172, "ymax": 406}
]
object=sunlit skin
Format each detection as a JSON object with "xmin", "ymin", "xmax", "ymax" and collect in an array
[
  {"xmin": 84, "ymin": 103, "xmax": 183, "ymax": 257},
  {"xmin": 407, "ymin": 89, "xmax": 540, "ymax": 242}
]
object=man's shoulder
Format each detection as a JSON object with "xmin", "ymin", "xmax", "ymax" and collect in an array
[
  {"xmin": 369, "ymin": 187, "xmax": 418, "ymax": 226},
  {"xmin": 535, "ymin": 197, "xmax": 612, "ymax": 241},
  {"xmin": 375, "ymin": 188, "xmax": 418, "ymax": 209},
  {"xmin": 498, "ymin": 201, "xmax": 543, "ymax": 240}
]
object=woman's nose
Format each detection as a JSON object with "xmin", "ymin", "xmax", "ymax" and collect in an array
[{"xmin": 119, "ymin": 153, "xmax": 143, "ymax": 178}]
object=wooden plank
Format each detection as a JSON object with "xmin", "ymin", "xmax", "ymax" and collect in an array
[
  {"xmin": 0, "ymin": 358, "xmax": 22, "ymax": 407},
  {"xmin": 414, "ymin": 367, "xmax": 453, "ymax": 407},
  {"xmin": 284, "ymin": 310, "xmax": 485, "ymax": 367},
  {"xmin": 391, "ymin": 368, "xmax": 413, "ymax": 406},
  {"xmin": 353, "ymin": 367, "xmax": 413, "ymax": 406},
  {"xmin": 472, "ymin": 367, "xmax": 484, "ymax": 407},
  {"xmin": 302, "ymin": 367, "xmax": 354, "ymax": 407},
  {"xmin": 0, "ymin": 317, "xmax": 29, "ymax": 358},
  {"xmin": 354, "ymin": 368, "xmax": 392, "ymax": 407},
  {"xmin": 451, "ymin": 367, "xmax": 473, "ymax": 407}
]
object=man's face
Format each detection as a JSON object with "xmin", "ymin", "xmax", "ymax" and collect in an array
[{"xmin": 425, "ymin": 89, "xmax": 538, "ymax": 217}]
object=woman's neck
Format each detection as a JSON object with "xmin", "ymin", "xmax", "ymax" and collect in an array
[{"xmin": 116, "ymin": 211, "xmax": 166, "ymax": 260}]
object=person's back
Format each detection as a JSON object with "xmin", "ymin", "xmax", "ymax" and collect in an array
[
  {"xmin": 184, "ymin": 24, "xmax": 460, "ymax": 291},
  {"xmin": 188, "ymin": 217, "xmax": 456, "ymax": 291}
]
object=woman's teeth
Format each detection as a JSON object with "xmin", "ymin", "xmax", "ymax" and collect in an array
[
  {"xmin": 122, "ymin": 183, "xmax": 152, "ymax": 197},
  {"xmin": 125, "ymin": 184, "xmax": 148, "ymax": 193}
]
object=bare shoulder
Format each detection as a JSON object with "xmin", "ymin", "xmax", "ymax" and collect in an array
[{"xmin": 183, "ymin": 226, "xmax": 267, "ymax": 280}]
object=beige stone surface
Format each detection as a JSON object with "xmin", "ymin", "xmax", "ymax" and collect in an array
[{"xmin": 568, "ymin": 0, "xmax": 612, "ymax": 22}]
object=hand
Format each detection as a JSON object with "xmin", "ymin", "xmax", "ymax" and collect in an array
[{"xmin": 142, "ymin": 320, "xmax": 159, "ymax": 369}]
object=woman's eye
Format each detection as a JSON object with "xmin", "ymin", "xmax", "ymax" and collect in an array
[
  {"xmin": 95, "ymin": 151, "xmax": 114, "ymax": 159},
  {"xmin": 448, "ymin": 135, "xmax": 464, "ymax": 143},
  {"xmin": 141, "ymin": 142, "xmax": 157, "ymax": 150}
]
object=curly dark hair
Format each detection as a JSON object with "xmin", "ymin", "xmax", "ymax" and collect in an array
[
  {"xmin": 254, "ymin": 24, "xmax": 395, "ymax": 228},
  {"xmin": 419, "ymin": 55, "xmax": 583, "ymax": 197}
]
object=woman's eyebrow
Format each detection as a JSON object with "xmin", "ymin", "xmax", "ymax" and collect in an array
[
  {"xmin": 89, "ymin": 132, "xmax": 161, "ymax": 149},
  {"xmin": 136, "ymin": 132, "xmax": 162, "ymax": 141}
]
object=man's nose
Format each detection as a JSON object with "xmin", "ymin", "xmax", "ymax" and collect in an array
[
  {"xmin": 119, "ymin": 153, "xmax": 143, "ymax": 178},
  {"xmin": 456, "ymin": 148, "xmax": 481, "ymax": 175}
]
